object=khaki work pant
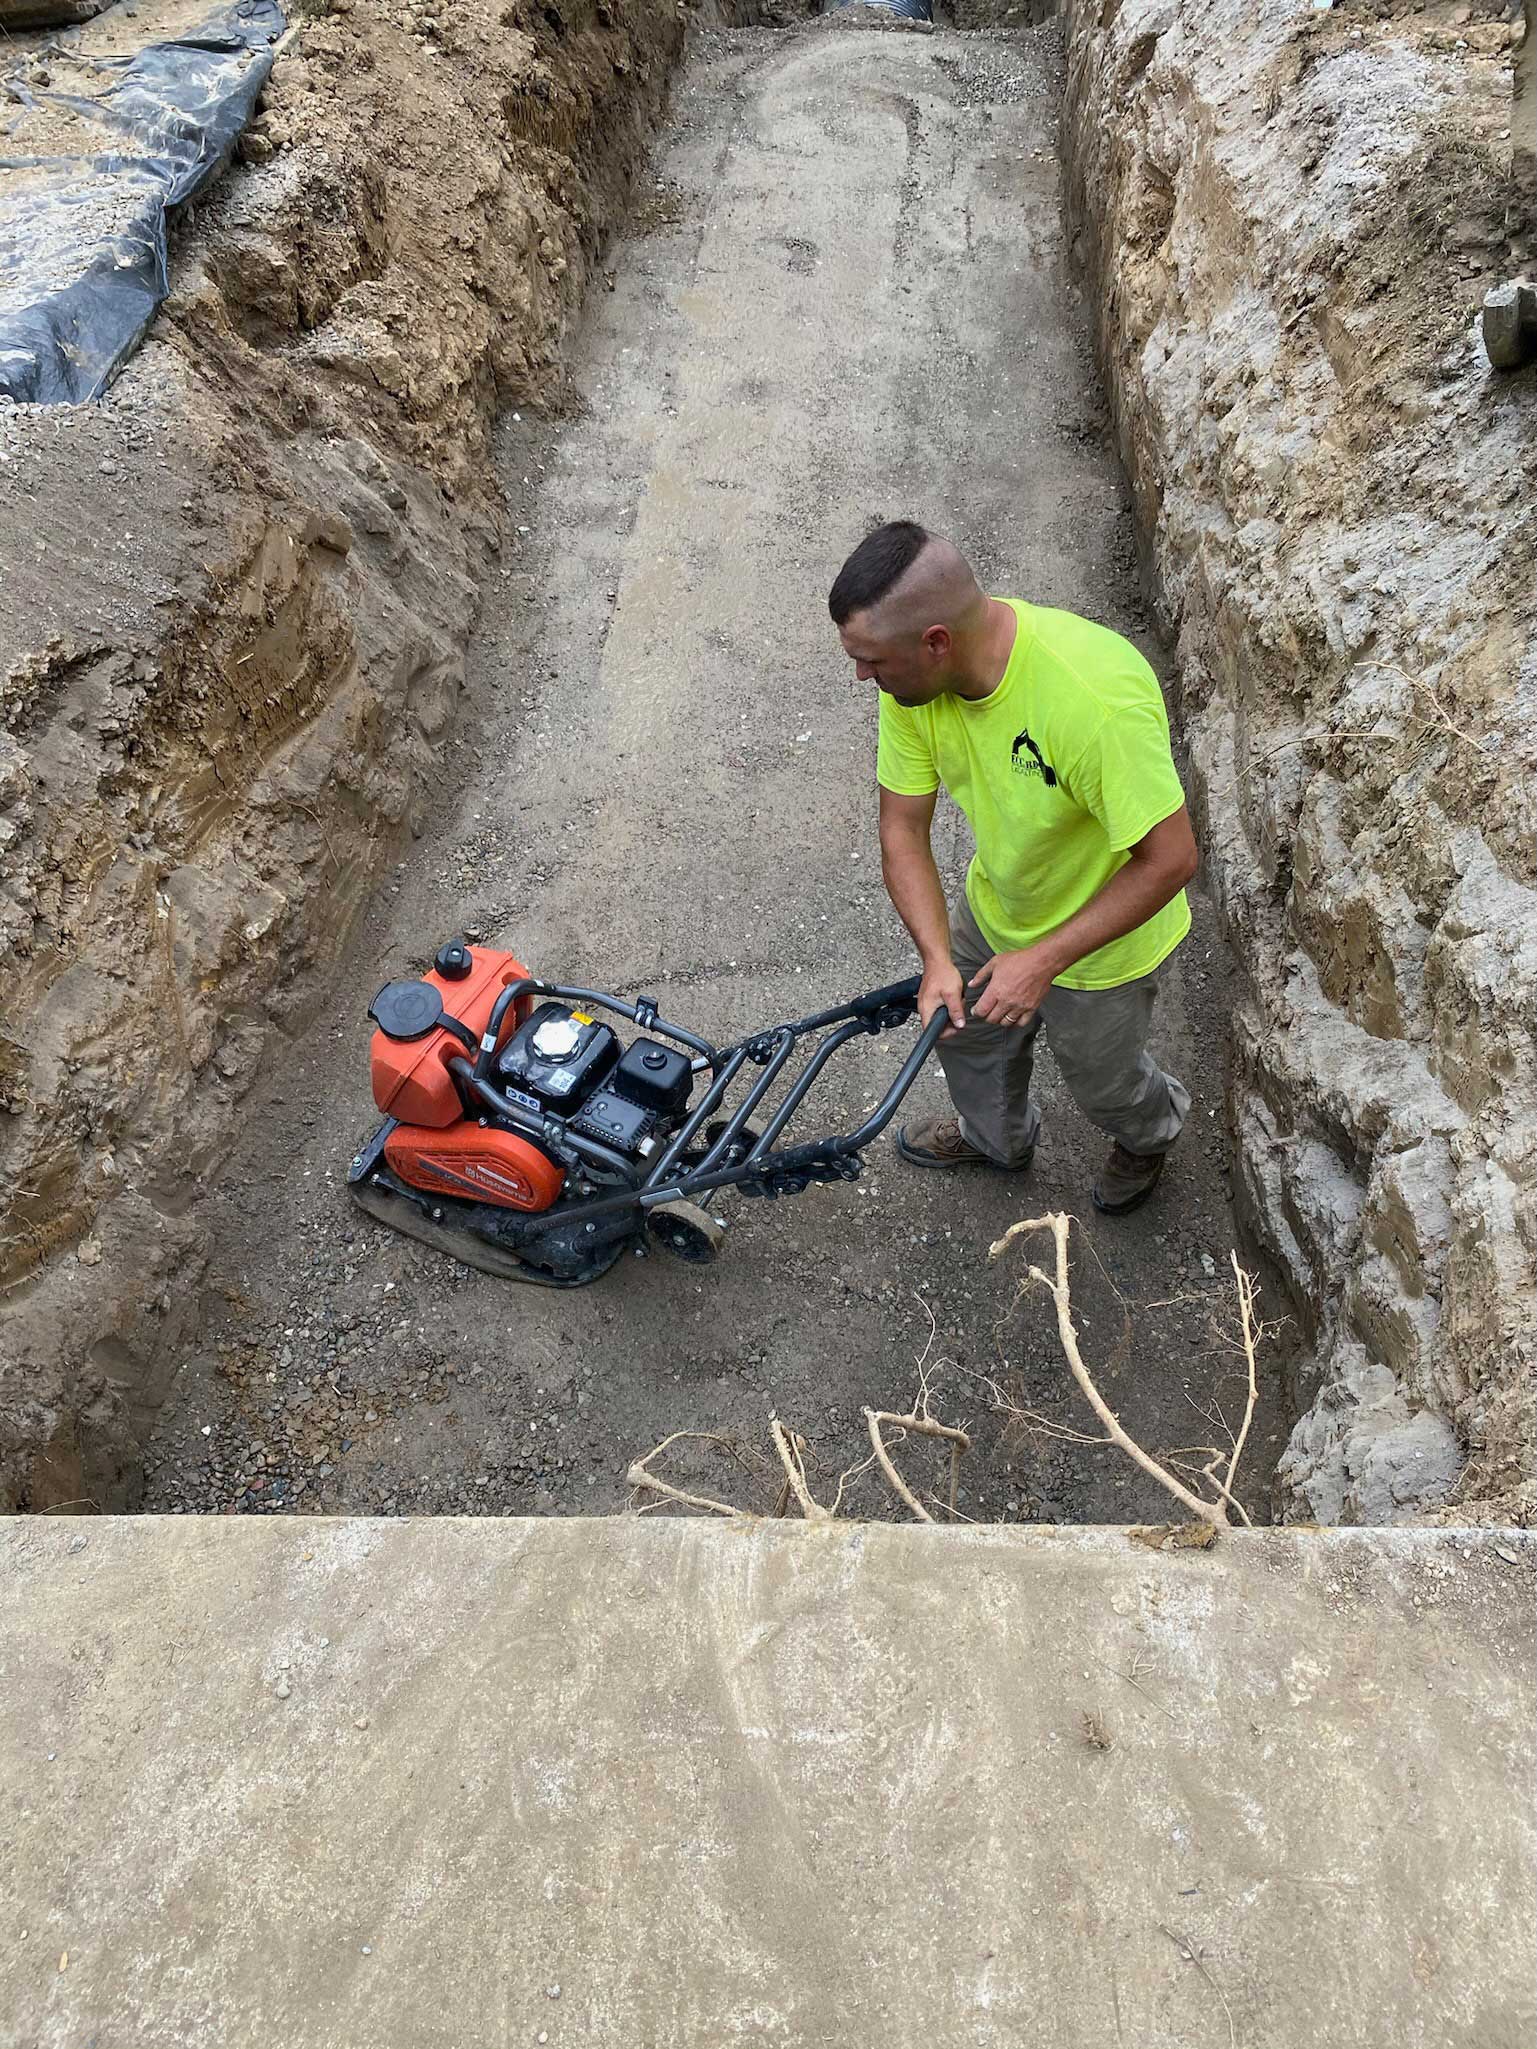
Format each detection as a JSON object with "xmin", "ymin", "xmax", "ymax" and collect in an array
[{"xmin": 935, "ymin": 895, "xmax": 1191, "ymax": 1168}]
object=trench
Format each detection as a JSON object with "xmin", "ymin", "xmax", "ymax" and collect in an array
[{"xmin": 126, "ymin": 15, "xmax": 1296, "ymax": 1524}]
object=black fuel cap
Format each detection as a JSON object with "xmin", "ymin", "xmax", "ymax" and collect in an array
[
  {"xmin": 434, "ymin": 937, "xmax": 473, "ymax": 980},
  {"xmin": 642, "ymin": 1048, "xmax": 668, "ymax": 1069},
  {"xmin": 369, "ymin": 980, "xmax": 445, "ymax": 1040}
]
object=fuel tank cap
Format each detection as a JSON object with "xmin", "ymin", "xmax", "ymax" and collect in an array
[
  {"xmin": 369, "ymin": 980, "xmax": 445, "ymax": 1041},
  {"xmin": 531, "ymin": 1014, "xmax": 583, "ymax": 1061}
]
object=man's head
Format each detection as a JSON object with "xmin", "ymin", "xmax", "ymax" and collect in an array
[{"xmin": 828, "ymin": 520, "xmax": 986, "ymax": 706}]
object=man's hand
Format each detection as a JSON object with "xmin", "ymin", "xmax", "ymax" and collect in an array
[
  {"xmin": 917, "ymin": 959, "xmax": 968, "ymax": 1036},
  {"xmin": 969, "ymin": 945, "xmax": 1058, "ymax": 1028}
]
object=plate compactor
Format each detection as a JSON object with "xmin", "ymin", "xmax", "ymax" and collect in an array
[{"xmin": 348, "ymin": 939, "xmax": 948, "ymax": 1287}]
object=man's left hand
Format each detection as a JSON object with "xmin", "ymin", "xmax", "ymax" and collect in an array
[{"xmin": 968, "ymin": 945, "xmax": 1058, "ymax": 1028}]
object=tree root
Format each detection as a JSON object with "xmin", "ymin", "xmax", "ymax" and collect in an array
[
  {"xmin": 628, "ymin": 1220, "xmax": 1269, "ymax": 1531},
  {"xmin": 989, "ymin": 1212, "xmax": 1264, "ymax": 1530},
  {"xmin": 863, "ymin": 1407, "xmax": 970, "ymax": 1522},
  {"xmin": 628, "ymin": 1295, "xmax": 971, "ymax": 1525}
]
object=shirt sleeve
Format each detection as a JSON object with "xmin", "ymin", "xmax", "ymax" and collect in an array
[
  {"xmin": 1067, "ymin": 702, "xmax": 1187, "ymax": 851},
  {"xmin": 875, "ymin": 696, "xmax": 940, "ymax": 796}
]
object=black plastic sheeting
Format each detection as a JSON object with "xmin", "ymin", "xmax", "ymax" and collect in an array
[
  {"xmin": 0, "ymin": 0, "xmax": 285, "ymax": 405},
  {"xmin": 826, "ymin": 0, "xmax": 934, "ymax": 20},
  {"xmin": 0, "ymin": 4, "xmax": 112, "ymax": 28}
]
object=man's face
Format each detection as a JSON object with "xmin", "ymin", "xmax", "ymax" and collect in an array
[{"xmin": 838, "ymin": 610, "xmax": 951, "ymax": 707}]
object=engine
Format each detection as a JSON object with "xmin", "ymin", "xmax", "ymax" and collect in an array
[
  {"xmin": 494, "ymin": 1001, "xmax": 694, "ymax": 1163},
  {"xmin": 368, "ymin": 950, "xmax": 696, "ymax": 1218}
]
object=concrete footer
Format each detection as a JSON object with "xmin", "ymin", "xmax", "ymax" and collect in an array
[{"xmin": 2, "ymin": 1517, "xmax": 1532, "ymax": 2045}]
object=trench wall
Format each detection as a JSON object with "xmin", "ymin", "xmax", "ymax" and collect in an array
[
  {"xmin": 0, "ymin": 0, "xmax": 754, "ymax": 1510},
  {"xmin": 1062, "ymin": 0, "xmax": 1536, "ymax": 1522}
]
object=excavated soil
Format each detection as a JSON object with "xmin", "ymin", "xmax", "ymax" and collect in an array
[{"xmin": 1063, "ymin": 0, "xmax": 1535, "ymax": 1525}]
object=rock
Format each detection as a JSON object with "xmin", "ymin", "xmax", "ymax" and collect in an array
[
  {"xmin": 1481, "ymin": 280, "xmax": 1537, "ymax": 371},
  {"xmin": 1278, "ymin": 1341, "xmax": 1463, "ymax": 1524}
]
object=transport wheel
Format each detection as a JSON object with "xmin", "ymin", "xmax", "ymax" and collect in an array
[{"xmin": 646, "ymin": 1198, "xmax": 725, "ymax": 1265}]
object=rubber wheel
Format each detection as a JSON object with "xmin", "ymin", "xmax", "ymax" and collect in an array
[{"xmin": 646, "ymin": 1198, "xmax": 725, "ymax": 1264}]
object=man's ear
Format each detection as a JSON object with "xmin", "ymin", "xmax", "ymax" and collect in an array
[{"xmin": 922, "ymin": 624, "xmax": 952, "ymax": 660}]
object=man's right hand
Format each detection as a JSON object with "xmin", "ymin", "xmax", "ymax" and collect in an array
[{"xmin": 918, "ymin": 960, "xmax": 968, "ymax": 1036}]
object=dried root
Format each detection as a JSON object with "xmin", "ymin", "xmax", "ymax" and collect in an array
[
  {"xmin": 628, "ymin": 1293, "xmax": 970, "ymax": 1524},
  {"xmin": 1080, "ymin": 1707, "xmax": 1114, "ymax": 1752},
  {"xmin": 989, "ymin": 1212, "xmax": 1268, "ymax": 1530},
  {"xmin": 629, "ymin": 1220, "xmax": 1273, "ymax": 1533},
  {"xmin": 626, "ymin": 1431, "xmax": 756, "ymax": 1519}
]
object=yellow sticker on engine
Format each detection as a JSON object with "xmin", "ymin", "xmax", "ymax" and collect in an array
[{"xmin": 570, "ymin": 1011, "xmax": 593, "ymax": 1025}]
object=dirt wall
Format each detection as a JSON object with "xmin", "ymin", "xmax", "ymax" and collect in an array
[
  {"xmin": 1062, "ymin": 0, "xmax": 1536, "ymax": 1523},
  {"xmin": 0, "ymin": 0, "xmax": 746, "ymax": 1510}
]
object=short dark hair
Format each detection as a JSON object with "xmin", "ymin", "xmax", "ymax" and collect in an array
[{"xmin": 828, "ymin": 519, "xmax": 932, "ymax": 626}]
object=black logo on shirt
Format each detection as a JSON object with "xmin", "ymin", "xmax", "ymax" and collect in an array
[{"xmin": 1011, "ymin": 729, "xmax": 1058, "ymax": 785}]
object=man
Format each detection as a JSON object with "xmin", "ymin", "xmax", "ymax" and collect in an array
[{"xmin": 829, "ymin": 520, "xmax": 1197, "ymax": 1214}]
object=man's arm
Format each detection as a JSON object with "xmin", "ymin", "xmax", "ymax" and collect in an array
[
  {"xmin": 970, "ymin": 807, "xmax": 1199, "ymax": 1027},
  {"xmin": 878, "ymin": 785, "xmax": 968, "ymax": 1031}
]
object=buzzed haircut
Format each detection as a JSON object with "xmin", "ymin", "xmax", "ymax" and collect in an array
[{"xmin": 828, "ymin": 520, "xmax": 933, "ymax": 626}]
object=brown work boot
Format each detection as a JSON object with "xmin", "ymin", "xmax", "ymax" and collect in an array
[
  {"xmin": 1092, "ymin": 1141, "xmax": 1167, "ymax": 1215},
  {"xmin": 896, "ymin": 1115, "xmax": 1026, "ymax": 1171}
]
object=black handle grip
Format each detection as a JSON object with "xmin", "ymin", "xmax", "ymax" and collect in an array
[{"xmin": 849, "ymin": 973, "xmax": 922, "ymax": 1020}]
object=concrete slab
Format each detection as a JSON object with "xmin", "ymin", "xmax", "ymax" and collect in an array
[{"xmin": 1, "ymin": 1517, "xmax": 1532, "ymax": 2046}]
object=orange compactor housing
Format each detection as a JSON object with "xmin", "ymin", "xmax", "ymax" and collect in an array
[{"xmin": 368, "ymin": 947, "xmax": 564, "ymax": 1212}]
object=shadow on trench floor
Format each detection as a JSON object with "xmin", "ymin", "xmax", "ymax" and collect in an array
[{"xmin": 140, "ymin": 20, "xmax": 1297, "ymax": 1524}]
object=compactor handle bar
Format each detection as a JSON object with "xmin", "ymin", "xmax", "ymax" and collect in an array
[
  {"xmin": 471, "ymin": 972, "xmax": 929, "ymax": 1081},
  {"xmin": 448, "ymin": 970, "xmax": 946, "ymax": 1226}
]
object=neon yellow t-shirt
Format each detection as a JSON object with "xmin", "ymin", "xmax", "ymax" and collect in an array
[{"xmin": 875, "ymin": 600, "xmax": 1191, "ymax": 991}]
